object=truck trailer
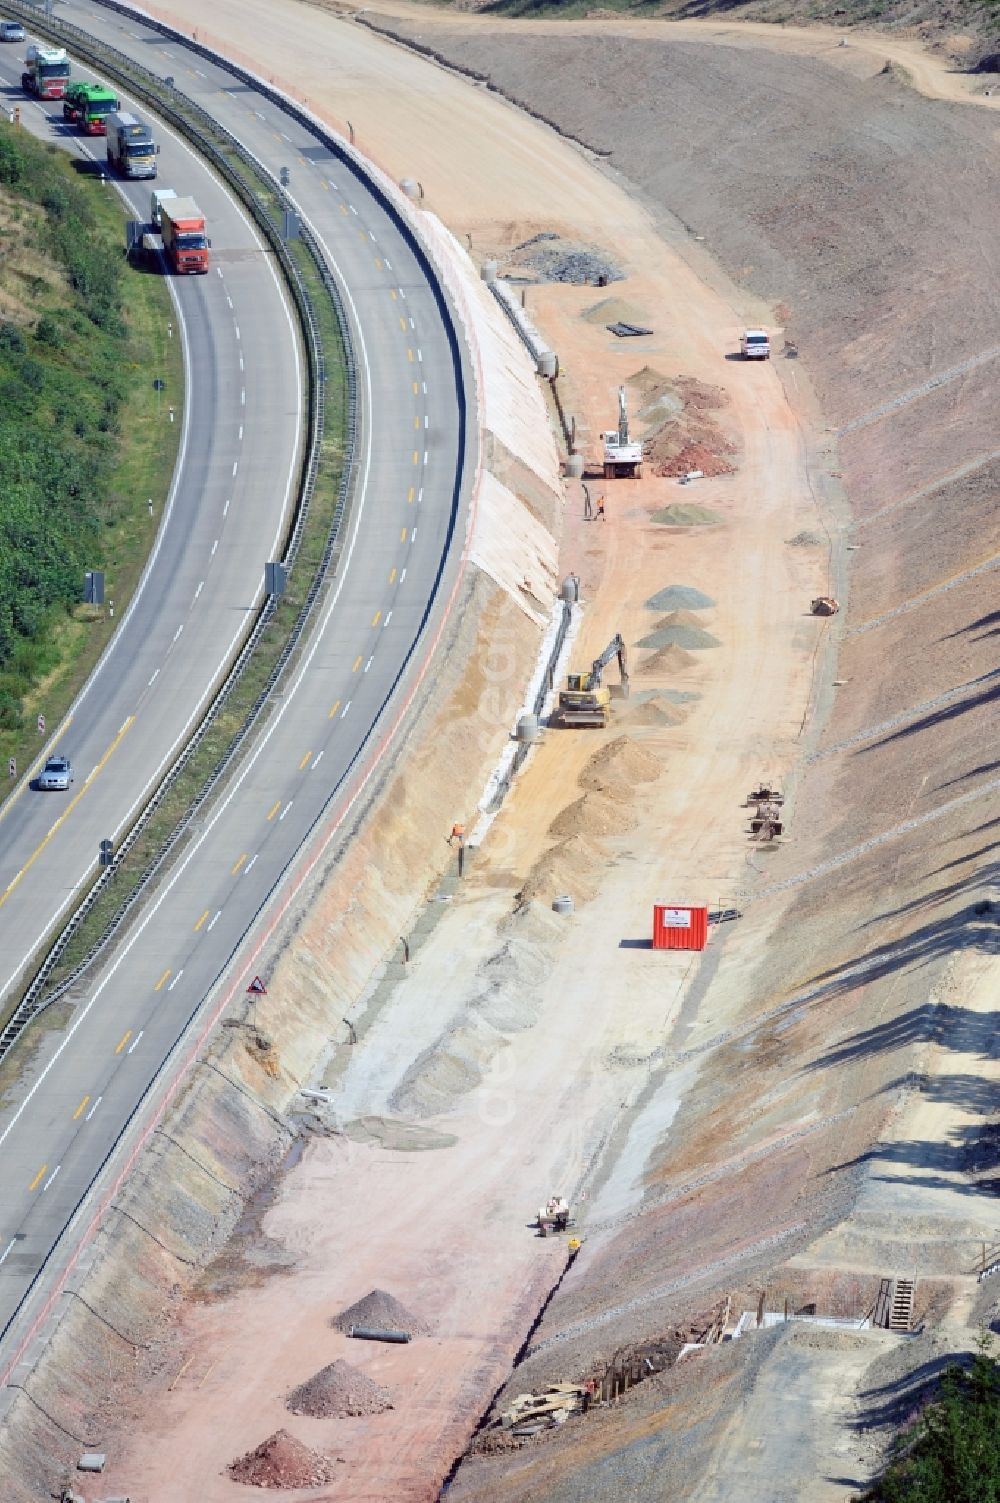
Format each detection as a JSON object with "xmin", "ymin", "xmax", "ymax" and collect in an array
[
  {"xmin": 22, "ymin": 45, "xmax": 70, "ymax": 100},
  {"xmin": 63, "ymin": 82, "xmax": 120, "ymax": 134},
  {"xmin": 105, "ymin": 112, "xmax": 159, "ymax": 180},
  {"xmin": 159, "ymin": 196, "xmax": 209, "ymax": 274}
]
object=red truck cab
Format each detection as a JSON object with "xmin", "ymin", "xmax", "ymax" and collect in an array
[{"xmin": 160, "ymin": 196, "xmax": 210, "ymax": 274}]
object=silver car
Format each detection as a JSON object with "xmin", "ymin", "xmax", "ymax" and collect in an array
[
  {"xmin": 0, "ymin": 21, "xmax": 26, "ymax": 42},
  {"xmin": 38, "ymin": 755, "xmax": 73, "ymax": 791}
]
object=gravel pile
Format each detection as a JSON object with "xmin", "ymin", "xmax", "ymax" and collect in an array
[
  {"xmin": 287, "ymin": 1359, "xmax": 393, "ymax": 1419},
  {"xmin": 503, "ymin": 232, "xmax": 623, "ymax": 285},
  {"xmin": 228, "ymin": 1430, "xmax": 337, "ymax": 1489},
  {"xmin": 638, "ymin": 622, "xmax": 721, "ymax": 651},
  {"xmin": 582, "ymin": 295, "xmax": 649, "ymax": 326},
  {"xmin": 333, "ymin": 1288, "xmax": 431, "ymax": 1337},
  {"xmin": 649, "ymin": 503, "xmax": 721, "ymax": 527},
  {"xmin": 645, "ymin": 585, "xmax": 716, "ymax": 612}
]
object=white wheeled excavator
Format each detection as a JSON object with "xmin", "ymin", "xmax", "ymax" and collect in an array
[{"xmin": 602, "ymin": 387, "xmax": 643, "ymax": 479}]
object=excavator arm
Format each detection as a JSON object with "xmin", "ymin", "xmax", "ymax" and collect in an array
[{"xmin": 588, "ymin": 634, "xmax": 629, "ymax": 695}]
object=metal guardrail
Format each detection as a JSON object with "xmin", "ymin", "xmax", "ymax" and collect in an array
[{"xmin": 0, "ymin": 2, "xmax": 360, "ymax": 1063}]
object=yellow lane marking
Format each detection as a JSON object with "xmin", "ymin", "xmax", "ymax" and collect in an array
[
  {"xmin": 412, "ymin": 382, "xmax": 419, "ymax": 395},
  {"xmin": 0, "ymin": 716, "xmax": 134, "ymax": 911},
  {"xmin": 194, "ymin": 909, "xmax": 210, "ymax": 931},
  {"xmin": 399, "ymin": 316, "xmax": 407, "ymax": 331},
  {"xmin": 266, "ymin": 800, "xmax": 281, "ymax": 821},
  {"xmin": 340, "ymin": 202, "xmax": 348, "ymax": 214},
  {"xmin": 322, "ymin": 180, "xmax": 329, "ymax": 191},
  {"xmin": 299, "ymin": 751, "xmax": 313, "ymax": 770},
  {"xmin": 412, "ymin": 451, "xmax": 419, "ymax": 465},
  {"xmin": 414, "ymin": 415, "xmax": 420, "ymax": 430},
  {"xmin": 374, "ymin": 257, "xmax": 383, "ymax": 270},
  {"xmin": 407, "ymin": 485, "xmax": 415, "ymax": 502},
  {"xmin": 114, "ymin": 1030, "xmax": 132, "ymax": 1055},
  {"xmin": 372, "ymin": 610, "xmax": 381, "ymax": 628},
  {"xmin": 400, "ymin": 527, "xmax": 409, "ymax": 543},
  {"xmin": 391, "ymin": 289, "xmax": 398, "ymax": 300},
  {"xmin": 328, "ymin": 700, "xmax": 341, "ymax": 720},
  {"xmin": 28, "ymin": 1165, "xmax": 47, "ymax": 1192},
  {"xmin": 0, "ymin": 714, "xmax": 74, "ymax": 829},
  {"xmin": 154, "ymin": 969, "xmax": 171, "ymax": 992},
  {"xmin": 407, "ymin": 348, "xmax": 414, "ymax": 362},
  {"xmin": 389, "ymin": 568, "xmax": 397, "ymax": 585},
  {"xmin": 358, "ymin": 229, "xmax": 367, "ymax": 241},
  {"xmin": 352, "ymin": 655, "xmax": 362, "ymax": 673},
  {"xmin": 231, "ymin": 853, "xmax": 248, "ymax": 875},
  {"xmin": 72, "ymin": 1095, "xmax": 90, "ymax": 1121}
]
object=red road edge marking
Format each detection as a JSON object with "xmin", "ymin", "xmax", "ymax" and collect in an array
[{"xmin": 0, "ymin": 237, "xmax": 487, "ymax": 1391}]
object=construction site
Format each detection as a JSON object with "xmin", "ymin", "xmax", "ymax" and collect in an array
[{"xmin": 6, "ymin": 1, "xmax": 1000, "ymax": 1501}]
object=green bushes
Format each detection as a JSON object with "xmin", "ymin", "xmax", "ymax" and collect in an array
[
  {"xmin": 0, "ymin": 122, "xmax": 128, "ymax": 725},
  {"xmin": 859, "ymin": 1343, "xmax": 1000, "ymax": 1503}
]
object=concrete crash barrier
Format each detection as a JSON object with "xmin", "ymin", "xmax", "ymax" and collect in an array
[
  {"xmin": 348, "ymin": 1326, "xmax": 412, "ymax": 1343},
  {"xmin": 487, "ymin": 277, "xmax": 559, "ymax": 378}
]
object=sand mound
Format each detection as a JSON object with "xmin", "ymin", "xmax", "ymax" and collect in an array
[
  {"xmin": 287, "ymin": 1360, "xmax": 393, "ymax": 1420},
  {"xmin": 647, "ymin": 609, "xmax": 711, "ymax": 630},
  {"xmin": 548, "ymin": 793, "xmax": 639, "ymax": 841},
  {"xmin": 228, "ymin": 1430, "xmax": 337, "ymax": 1489},
  {"xmin": 580, "ymin": 735, "xmax": 661, "ymax": 790},
  {"xmin": 333, "ymin": 1288, "xmax": 430, "ymax": 1337},
  {"xmin": 626, "ymin": 700, "xmax": 686, "ymax": 727},
  {"xmin": 645, "ymin": 585, "xmax": 716, "ymax": 612},
  {"xmin": 639, "ymin": 644, "xmax": 699, "ymax": 675},
  {"xmin": 517, "ymin": 833, "xmax": 604, "ymax": 907},
  {"xmin": 655, "ymin": 441, "xmax": 737, "ymax": 479},
  {"xmin": 650, "ymin": 503, "xmax": 722, "ymax": 527},
  {"xmin": 582, "ymin": 295, "xmax": 649, "ymax": 327}
]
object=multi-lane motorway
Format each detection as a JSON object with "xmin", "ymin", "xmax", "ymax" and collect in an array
[
  {"xmin": 0, "ymin": 33, "xmax": 304, "ymax": 1005},
  {"xmin": 0, "ymin": 1, "xmax": 473, "ymax": 1376}
]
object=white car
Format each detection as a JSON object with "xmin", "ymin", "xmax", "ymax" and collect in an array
[
  {"xmin": 740, "ymin": 329, "xmax": 771, "ymax": 360},
  {"xmin": 38, "ymin": 755, "xmax": 73, "ymax": 791},
  {"xmin": 0, "ymin": 20, "xmax": 26, "ymax": 42}
]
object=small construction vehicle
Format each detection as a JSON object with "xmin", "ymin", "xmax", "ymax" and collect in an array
[
  {"xmin": 602, "ymin": 387, "xmax": 643, "ymax": 479},
  {"xmin": 557, "ymin": 635, "xmax": 629, "ymax": 728},
  {"xmin": 749, "ymin": 802, "xmax": 783, "ymax": 841},
  {"xmin": 811, "ymin": 596, "xmax": 839, "ymax": 616},
  {"xmin": 537, "ymin": 1197, "xmax": 574, "ymax": 1237},
  {"xmin": 745, "ymin": 783, "xmax": 784, "ymax": 807}
]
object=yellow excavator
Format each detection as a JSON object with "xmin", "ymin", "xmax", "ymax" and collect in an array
[{"xmin": 557, "ymin": 634, "xmax": 629, "ymax": 727}]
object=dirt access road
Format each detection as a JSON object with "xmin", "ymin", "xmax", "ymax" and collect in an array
[{"xmin": 89, "ymin": 3, "xmax": 826, "ymax": 1498}]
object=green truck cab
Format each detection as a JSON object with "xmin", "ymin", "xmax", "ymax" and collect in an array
[{"xmin": 63, "ymin": 81, "xmax": 120, "ymax": 135}]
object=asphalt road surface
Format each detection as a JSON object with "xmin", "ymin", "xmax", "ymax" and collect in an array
[
  {"xmin": 0, "ymin": 33, "xmax": 304, "ymax": 1007},
  {"xmin": 0, "ymin": 0, "xmax": 473, "ymax": 1382}
]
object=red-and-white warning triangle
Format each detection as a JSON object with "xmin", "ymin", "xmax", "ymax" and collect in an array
[{"xmin": 247, "ymin": 975, "xmax": 267, "ymax": 995}]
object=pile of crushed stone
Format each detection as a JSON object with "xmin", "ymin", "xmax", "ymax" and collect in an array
[
  {"xmin": 228, "ymin": 1430, "xmax": 338, "ymax": 1489},
  {"xmin": 333, "ymin": 1288, "xmax": 430, "ymax": 1337},
  {"xmin": 640, "ymin": 643, "xmax": 699, "ymax": 675},
  {"xmin": 502, "ymin": 232, "xmax": 623, "ymax": 286},
  {"xmin": 649, "ymin": 503, "xmax": 721, "ymax": 527},
  {"xmin": 287, "ymin": 1360, "xmax": 393, "ymax": 1419},
  {"xmin": 645, "ymin": 584, "xmax": 715, "ymax": 612},
  {"xmin": 638, "ymin": 622, "xmax": 721, "ymax": 651}
]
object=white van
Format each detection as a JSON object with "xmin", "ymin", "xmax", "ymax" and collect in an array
[{"xmin": 740, "ymin": 329, "xmax": 771, "ymax": 360}]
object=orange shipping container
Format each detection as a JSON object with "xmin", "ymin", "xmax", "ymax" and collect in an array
[{"xmin": 652, "ymin": 904, "xmax": 708, "ymax": 952}]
